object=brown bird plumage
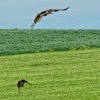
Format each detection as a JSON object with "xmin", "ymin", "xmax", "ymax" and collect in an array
[
  {"xmin": 17, "ymin": 79, "xmax": 32, "ymax": 93},
  {"xmin": 31, "ymin": 7, "xmax": 69, "ymax": 28}
]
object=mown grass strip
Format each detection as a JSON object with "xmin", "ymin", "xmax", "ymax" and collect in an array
[{"xmin": 0, "ymin": 48, "xmax": 100, "ymax": 99}]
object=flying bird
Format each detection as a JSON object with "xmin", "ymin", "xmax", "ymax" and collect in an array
[
  {"xmin": 17, "ymin": 79, "xmax": 32, "ymax": 93},
  {"xmin": 31, "ymin": 7, "xmax": 69, "ymax": 28}
]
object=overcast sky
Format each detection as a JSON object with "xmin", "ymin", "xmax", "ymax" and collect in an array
[{"xmin": 0, "ymin": 0, "xmax": 100, "ymax": 29}]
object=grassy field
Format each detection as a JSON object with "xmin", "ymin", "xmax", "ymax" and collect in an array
[
  {"xmin": 0, "ymin": 48, "xmax": 100, "ymax": 100},
  {"xmin": 0, "ymin": 29, "xmax": 100, "ymax": 99},
  {"xmin": 0, "ymin": 29, "xmax": 100, "ymax": 55}
]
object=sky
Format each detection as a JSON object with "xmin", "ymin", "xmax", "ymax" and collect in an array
[{"xmin": 0, "ymin": 0, "xmax": 100, "ymax": 29}]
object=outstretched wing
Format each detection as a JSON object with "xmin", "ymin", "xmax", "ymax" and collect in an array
[
  {"xmin": 31, "ymin": 11, "xmax": 48, "ymax": 28},
  {"xmin": 24, "ymin": 80, "xmax": 32, "ymax": 85},
  {"xmin": 52, "ymin": 7, "xmax": 69, "ymax": 12}
]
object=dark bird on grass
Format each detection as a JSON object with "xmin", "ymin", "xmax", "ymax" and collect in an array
[
  {"xmin": 17, "ymin": 79, "xmax": 32, "ymax": 93},
  {"xmin": 31, "ymin": 7, "xmax": 69, "ymax": 28}
]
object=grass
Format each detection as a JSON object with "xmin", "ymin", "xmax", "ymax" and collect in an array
[
  {"xmin": 0, "ymin": 29, "xmax": 100, "ymax": 99},
  {"xmin": 0, "ymin": 29, "xmax": 100, "ymax": 55},
  {"xmin": 0, "ymin": 48, "xmax": 100, "ymax": 100}
]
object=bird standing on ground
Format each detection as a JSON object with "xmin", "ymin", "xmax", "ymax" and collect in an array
[
  {"xmin": 31, "ymin": 7, "xmax": 69, "ymax": 28},
  {"xmin": 17, "ymin": 79, "xmax": 32, "ymax": 93}
]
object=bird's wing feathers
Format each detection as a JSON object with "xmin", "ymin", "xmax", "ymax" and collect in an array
[
  {"xmin": 17, "ymin": 79, "xmax": 31, "ymax": 93},
  {"xmin": 52, "ymin": 7, "xmax": 69, "ymax": 12},
  {"xmin": 32, "ymin": 10, "xmax": 49, "ymax": 28}
]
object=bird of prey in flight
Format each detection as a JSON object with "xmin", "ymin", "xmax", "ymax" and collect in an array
[{"xmin": 31, "ymin": 7, "xmax": 69, "ymax": 28}]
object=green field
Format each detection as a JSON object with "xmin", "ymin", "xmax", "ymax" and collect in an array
[
  {"xmin": 0, "ymin": 29, "xmax": 100, "ymax": 99},
  {"xmin": 0, "ymin": 29, "xmax": 100, "ymax": 55},
  {"xmin": 0, "ymin": 49, "xmax": 100, "ymax": 100}
]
